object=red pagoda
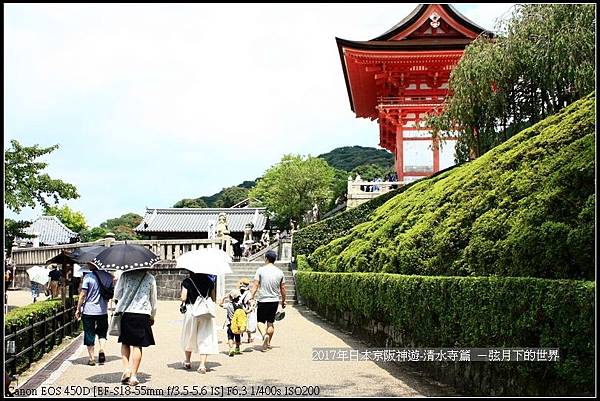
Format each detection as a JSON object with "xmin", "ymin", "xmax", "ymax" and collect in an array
[{"xmin": 336, "ymin": 4, "xmax": 492, "ymax": 183}]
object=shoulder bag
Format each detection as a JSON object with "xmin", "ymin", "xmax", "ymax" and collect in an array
[
  {"xmin": 188, "ymin": 278, "xmax": 216, "ymax": 319},
  {"xmin": 109, "ymin": 273, "xmax": 147, "ymax": 336}
]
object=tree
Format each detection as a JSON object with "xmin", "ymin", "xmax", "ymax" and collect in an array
[
  {"xmin": 214, "ymin": 186, "xmax": 249, "ymax": 208},
  {"xmin": 99, "ymin": 213, "xmax": 143, "ymax": 240},
  {"xmin": 350, "ymin": 164, "xmax": 391, "ymax": 181},
  {"xmin": 428, "ymin": 4, "xmax": 595, "ymax": 161},
  {"xmin": 44, "ymin": 205, "xmax": 88, "ymax": 233},
  {"xmin": 249, "ymin": 154, "xmax": 335, "ymax": 227},
  {"xmin": 4, "ymin": 219, "xmax": 35, "ymax": 253},
  {"xmin": 4, "ymin": 140, "xmax": 79, "ymax": 213},
  {"xmin": 173, "ymin": 198, "xmax": 207, "ymax": 208},
  {"xmin": 79, "ymin": 226, "xmax": 109, "ymax": 243}
]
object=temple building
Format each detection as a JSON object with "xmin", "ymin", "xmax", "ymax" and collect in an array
[
  {"xmin": 336, "ymin": 4, "xmax": 492, "ymax": 184},
  {"xmin": 134, "ymin": 207, "xmax": 269, "ymax": 256}
]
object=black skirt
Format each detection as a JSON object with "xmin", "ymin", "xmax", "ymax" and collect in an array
[{"xmin": 118, "ymin": 313, "xmax": 155, "ymax": 347}]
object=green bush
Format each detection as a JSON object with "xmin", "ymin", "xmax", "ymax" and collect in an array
[
  {"xmin": 5, "ymin": 297, "xmax": 81, "ymax": 374},
  {"xmin": 306, "ymin": 93, "xmax": 595, "ymax": 279},
  {"xmin": 292, "ymin": 164, "xmax": 459, "ymax": 259},
  {"xmin": 296, "ymin": 271, "xmax": 595, "ymax": 396}
]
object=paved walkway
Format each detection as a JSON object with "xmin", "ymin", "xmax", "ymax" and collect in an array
[{"xmin": 13, "ymin": 297, "xmax": 458, "ymax": 397}]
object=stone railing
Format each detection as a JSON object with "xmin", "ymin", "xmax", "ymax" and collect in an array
[
  {"xmin": 11, "ymin": 237, "xmax": 233, "ymax": 267},
  {"xmin": 347, "ymin": 179, "xmax": 404, "ymax": 209},
  {"xmin": 243, "ymin": 238, "xmax": 292, "ymax": 262}
]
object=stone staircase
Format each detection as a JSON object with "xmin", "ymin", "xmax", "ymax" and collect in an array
[{"xmin": 226, "ymin": 262, "xmax": 296, "ymax": 304}]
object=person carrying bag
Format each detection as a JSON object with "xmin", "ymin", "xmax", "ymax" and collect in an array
[
  {"xmin": 109, "ymin": 273, "xmax": 146, "ymax": 336},
  {"xmin": 189, "ymin": 278, "xmax": 216, "ymax": 318}
]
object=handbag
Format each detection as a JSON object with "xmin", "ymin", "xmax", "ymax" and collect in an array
[
  {"xmin": 109, "ymin": 273, "xmax": 147, "ymax": 336},
  {"xmin": 188, "ymin": 278, "xmax": 216, "ymax": 318}
]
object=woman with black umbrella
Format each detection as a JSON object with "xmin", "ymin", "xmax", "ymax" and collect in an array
[
  {"xmin": 93, "ymin": 244, "xmax": 160, "ymax": 387},
  {"xmin": 113, "ymin": 268, "xmax": 157, "ymax": 386}
]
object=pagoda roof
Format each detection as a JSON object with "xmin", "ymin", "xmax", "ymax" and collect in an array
[
  {"xmin": 372, "ymin": 4, "xmax": 490, "ymax": 41},
  {"xmin": 336, "ymin": 4, "xmax": 494, "ymax": 115}
]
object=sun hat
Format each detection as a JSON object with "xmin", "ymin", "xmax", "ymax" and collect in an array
[{"xmin": 239, "ymin": 277, "xmax": 250, "ymax": 287}]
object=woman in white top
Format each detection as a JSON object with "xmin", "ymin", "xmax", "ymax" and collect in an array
[{"xmin": 113, "ymin": 269, "xmax": 157, "ymax": 386}]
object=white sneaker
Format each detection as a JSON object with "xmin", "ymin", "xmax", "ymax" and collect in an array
[{"xmin": 262, "ymin": 334, "xmax": 270, "ymax": 351}]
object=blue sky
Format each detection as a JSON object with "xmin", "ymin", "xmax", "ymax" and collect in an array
[{"xmin": 4, "ymin": 3, "xmax": 516, "ymax": 227}]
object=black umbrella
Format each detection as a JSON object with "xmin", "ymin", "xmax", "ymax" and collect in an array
[
  {"xmin": 91, "ymin": 244, "xmax": 160, "ymax": 271},
  {"xmin": 70, "ymin": 245, "xmax": 106, "ymax": 264},
  {"xmin": 46, "ymin": 251, "xmax": 77, "ymax": 265}
]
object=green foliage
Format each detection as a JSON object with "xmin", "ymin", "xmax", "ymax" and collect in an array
[
  {"xmin": 428, "ymin": 4, "xmax": 596, "ymax": 161},
  {"xmin": 4, "ymin": 219, "xmax": 34, "ymax": 253},
  {"xmin": 79, "ymin": 227, "xmax": 108, "ymax": 243},
  {"xmin": 214, "ymin": 186, "xmax": 249, "ymax": 208},
  {"xmin": 44, "ymin": 204, "xmax": 88, "ymax": 233},
  {"xmin": 174, "ymin": 145, "xmax": 395, "ymax": 213},
  {"xmin": 249, "ymin": 154, "xmax": 336, "ymax": 227},
  {"xmin": 173, "ymin": 198, "xmax": 208, "ymax": 208},
  {"xmin": 293, "ymin": 187, "xmax": 401, "ymax": 257},
  {"xmin": 350, "ymin": 163, "xmax": 394, "ymax": 181},
  {"xmin": 304, "ymin": 94, "xmax": 595, "ymax": 279},
  {"xmin": 4, "ymin": 139, "xmax": 79, "ymax": 213},
  {"xmin": 318, "ymin": 146, "xmax": 394, "ymax": 172},
  {"xmin": 296, "ymin": 271, "xmax": 594, "ymax": 395},
  {"xmin": 5, "ymin": 297, "xmax": 81, "ymax": 374},
  {"xmin": 99, "ymin": 213, "xmax": 143, "ymax": 240}
]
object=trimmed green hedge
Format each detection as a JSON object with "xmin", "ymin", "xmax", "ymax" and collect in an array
[
  {"xmin": 5, "ymin": 297, "xmax": 81, "ymax": 374},
  {"xmin": 292, "ymin": 164, "xmax": 460, "ymax": 258},
  {"xmin": 296, "ymin": 271, "xmax": 594, "ymax": 396},
  {"xmin": 307, "ymin": 93, "xmax": 595, "ymax": 279}
]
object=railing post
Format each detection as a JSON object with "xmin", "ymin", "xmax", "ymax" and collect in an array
[
  {"xmin": 42, "ymin": 312, "xmax": 47, "ymax": 354},
  {"xmin": 52, "ymin": 307, "xmax": 57, "ymax": 347},
  {"xmin": 28, "ymin": 316, "xmax": 35, "ymax": 369},
  {"xmin": 11, "ymin": 324, "xmax": 17, "ymax": 375},
  {"xmin": 62, "ymin": 304, "xmax": 66, "ymax": 341}
]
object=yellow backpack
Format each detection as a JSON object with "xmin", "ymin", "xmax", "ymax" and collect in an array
[{"xmin": 231, "ymin": 306, "xmax": 247, "ymax": 334}]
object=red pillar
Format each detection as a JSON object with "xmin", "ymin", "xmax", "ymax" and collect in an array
[{"xmin": 395, "ymin": 124, "xmax": 404, "ymax": 181}]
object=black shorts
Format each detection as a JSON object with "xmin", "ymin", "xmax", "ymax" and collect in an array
[
  {"xmin": 257, "ymin": 301, "xmax": 279, "ymax": 324},
  {"xmin": 227, "ymin": 325, "xmax": 241, "ymax": 342}
]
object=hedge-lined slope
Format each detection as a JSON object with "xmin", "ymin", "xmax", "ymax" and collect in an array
[
  {"xmin": 308, "ymin": 93, "xmax": 595, "ymax": 279},
  {"xmin": 296, "ymin": 271, "xmax": 595, "ymax": 396}
]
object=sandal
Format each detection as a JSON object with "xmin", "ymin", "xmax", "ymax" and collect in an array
[
  {"xmin": 182, "ymin": 361, "xmax": 191, "ymax": 370},
  {"xmin": 121, "ymin": 371, "xmax": 131, "ymax": 384},
  {"xmin": 87, "ymin": 359, "xmax": 96, "ymax": 366},
  {"xmin": 198, "ymin": 366, "xmax": 207, "ymax": 374},
  {"xmin": 129, "ymin": 376, "xmax": 140, "ymax": 386}
]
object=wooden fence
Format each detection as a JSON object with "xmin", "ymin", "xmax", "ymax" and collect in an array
[{"xmin": 4, "ymin": 298, "xmax": 80, "ymax": 375}]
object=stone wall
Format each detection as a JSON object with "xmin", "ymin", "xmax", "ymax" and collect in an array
[{"xmin": 13, "ymin": 264, "xmax": 191, "ymax": 301}]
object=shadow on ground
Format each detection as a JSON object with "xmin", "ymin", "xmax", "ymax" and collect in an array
[
  {"xmin": 166, "ymin": 361, "xmax": 222, "ymax": 372},
  {"xmin": 86, "ymin": 372, "xmax": 152, "ymax": 385},
  {"xmin": 292, "ymin": 305, "xmax": 461, "ymax": 397},
  {"xmin": 71, "ymin": 356, "xmax": 121, "ymax": 365}
]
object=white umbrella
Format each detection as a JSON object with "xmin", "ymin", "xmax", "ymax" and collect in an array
[
  {"xmin": 73, "ymin": 263, "xmax": 91, "ymax": 278},
  {"xmin": 26, "ymin": 265, "xmax": 51, "ymax": 285},
  {"xmin": 175, "ymin": 248, "xmax": 233, "ymax": 275}
]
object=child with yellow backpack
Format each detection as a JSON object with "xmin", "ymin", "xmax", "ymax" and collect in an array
[{"xmin": 219, "ymin": 289, "xmax": 248, "ymax": 356}]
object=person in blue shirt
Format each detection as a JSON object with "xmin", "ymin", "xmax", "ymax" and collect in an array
[{"xmin": 75, "ymin": 266, "xmax": 114, "ymax": 366}]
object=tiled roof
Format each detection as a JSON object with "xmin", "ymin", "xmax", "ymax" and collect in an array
[
  {"xmin": 21, "ymin": 216, "xmax": 79, "ymax": 246},
  {"xmin": 134, "ymin": 208, "xmax": 268, "ymax": 233}
]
